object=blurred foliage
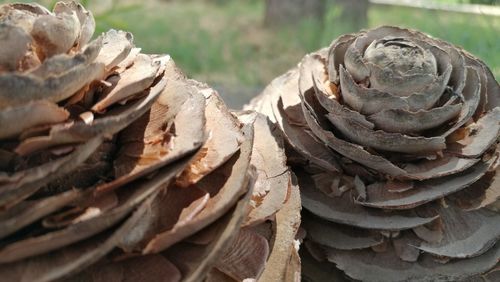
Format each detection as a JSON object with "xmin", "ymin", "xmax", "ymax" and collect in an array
[
  {"xmin": 469, "ymin": 0, "xmax": 499, "ymax": 5},
  {"xmin": 0, "ymin": 0, "xmax": 140, "ymax": 31},
  {"xmin": 433, "ymin": 0, "xmax": 499, "ymax": 4},
  {"xmin": 128, "ymin": 0, "xmax": 498, "ymax": 88},
  {"xmin": 0, "ymin": 0, "xmax": 498, "ymax": 94}
]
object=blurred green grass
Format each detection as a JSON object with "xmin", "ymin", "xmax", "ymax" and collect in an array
[
  {"xmin": 89, "ymin": 0, "xmax": 499, "ymax": 88},
  {"xmin": 2, "ymin": 0, "xmax": 499, "ymax": 94}
]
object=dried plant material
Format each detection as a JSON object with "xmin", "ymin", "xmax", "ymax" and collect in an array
[
  {"xmin": 176, "ymin": 91, "xmax": 244, "ymax": 187},
  {"xmin": 92, "ymin": 54, "xmax": 160, "ymax": 112},
  {"xmin": 143, "ymin": 124, "xmax": 253, "ymax": 253},
  {"xmin": 0, "ymin": 159, "xmax": 187, "ymax": 264},
  {"xmin": 41, "ymin": 190, "xmax": 118, "ymax": 228},
  {"xmin": 300, "ymin": 171, "xmax": 438, "ymax": 230},
  {"xmin": 28, "ymin": 37, "xmax": 103, "ymax": 78},
  {"xmin": 413, "ymin": 218, "xmax": 444, "ymax": 244},
  {"xmin": 417, "ymin": 205, "xmax": 500, "ymax": 258},
  {"xmin": 0, "ymin": 193, "xmax": 156, "ymax": 282},
  {"xmin": 31, "ymin": 12, "xmax": 80, "ymax": 58},
  {"xmin": 0, "ymin": 188, "xmax": 82, "ymax": 239},
  {"xmin": 403, "ymin": 155, "xmax": 480, "ymax": 180},
  {"xmin": 0, "ymin": 62, "xmax": 105, "ymax": 108},
  {"xmin": 301, "ymin": 244, "xmax": 347, "ymax": 282},
  {"xmin": 284, "ymin": 245, "xmax": 302, "ymax": 282},
  {"xmin": 0, "ymin": 101, "xmax": 69, "ymax": 139},
  {"xmin": 325, "ymin": 244, "xmax": 500, "ymax": 282},
  {"xmin": 482, "ymin": 266, "xmax": 500, "ymax": 282},
  {"xmin": 0, "ymin": 2, "xmax": 297, "ymax": 281},
  {"xmin": 53, "ymin": 1, "xmax": 95, "ymax": 48},
  {"xmin": 0, "ymin": 137, "xmax": 103, "ymax": 208},
  {"xmin": 0, "ymin": 23, "xmax": 32, "ymax": 72},
  {"xmin": 258, "ymin": 174, "xmax": 301, "ymax": 282},
  {"xmin": 243, "ymin": 113, "xmax": 290, "ymax": 226},
  {"xmin": 0, "ymin": 233, "xmax": 111, "ymax": 282},
  {"xmin": 203, "ymin": 115, "xmax": 301, "ymax": 282},
  {"xmin": 69, "ymin": 255, "xmax": 182, "ymax": 282},
  {"xmin": 368, "ymin": 104, "xmax": 462, "ymax": 134},
  {"xmin": 246, "ymin": 69, "xmax": 341, "ymax": 173},
  {"xmin": 303, "ymin": 213, "xmax": 384, "ymax": 250},
  {"xmin": 248, "ymin": 25, "xmax": 499, "ymax": 280},
  {"xmin": 361, "ymin": 159, "xmax": 493, "ymax": 209},
  {"xmin": 14, "ymin": 77, "xmax": 167, "ymax": 156},
  {"xmin": 448, "ymin": 169, "xmax": 500, "ymax": 211},
  {"xmin": 94, "ymin": 29, "xmax": 133, "ymax": 69},
  {"xmin": 164, "ymin": 183, "xmax": 253, "ymax": 282},
  {"xmin": 215, "ymin": 229, "xmax": 269, "ymax": 280},
  {"xmin": 448, "ymin": 107, "xmax": 500, "ymax": 158},
  {"xmin": 392, "ymin": 233, "xmax": 420, "ymax": 262},
  {"xmin": 98, "ymin": 76, "xmax": 205, "ymax": 194},
  {"xmin": 205, "ymin": 268, "xmax": 234, "ymax": 282}
]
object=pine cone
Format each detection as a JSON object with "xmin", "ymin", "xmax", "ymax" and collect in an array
[
  {"xmin": 247, "ymin": 26, "xmax": 499, "ymax": 281},
  {"xmin": 0, "ymin": 2, "xmax": 299, "ymax": 281}
]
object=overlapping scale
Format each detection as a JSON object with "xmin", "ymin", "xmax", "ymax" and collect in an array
[
  {"xmin": 248, "ymin": 25, "xmax": 499, "ymax": 281},
  {"xmin": 0, "ymin": 2, "xmax": 299, "ymax": 281}
]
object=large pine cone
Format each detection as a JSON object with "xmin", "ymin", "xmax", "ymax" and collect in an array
[
  {"xmin": 247, "ymin": 26, "xmax": 499, "ymax": 281},
  {"xmin": 0, "ymin": 2, "xmax": 299, "ymax": 281}
]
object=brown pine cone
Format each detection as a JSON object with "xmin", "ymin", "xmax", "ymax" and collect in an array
[
  {"xmin": 247, "ymin": 26, "xmax": 499, "ymax": 281},
  {"xmin": 0, "ymin": 2, "xmax": 299, "ymax": 281}
]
